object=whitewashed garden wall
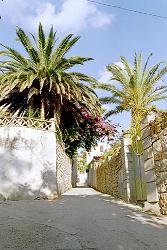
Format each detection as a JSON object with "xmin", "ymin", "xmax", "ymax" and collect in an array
[{"xmin": 0, "ymin": 117, "xmax": 72, "ymax": 200}]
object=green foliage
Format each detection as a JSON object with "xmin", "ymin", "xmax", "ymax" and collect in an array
[
  {"xmin": 150, "ymin": 111, "xmax": 167, "ymax": 134},
  {"xmin": 93, "ymin": 53, "xmax": 167, "ymax": 154},
  {"xmin": 77, "ymin": 151, "xmax": 88, "ymax": 173},
  {"xmin": 27, "ymin": 108, "xmax": 40, "ymax": 118},
  {"xmin": 0, "ymin": 23, "xmax": 101, "ymax": 126},
  {"xmin": 61, "ymin": 104, "xmax": 117, "ymax": 158},
  {"xmin": 101, "ymin": 138, "xmax": 121, "ymax": 161},
  {"xmin": 0, "ymin": 23, "xmax": 113, "ymax": 157}
]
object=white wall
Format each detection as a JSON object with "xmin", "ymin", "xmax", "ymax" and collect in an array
[
  {"xmin": 78, "ymin": 173, "xmax": 87, "ymax": 186},
  {"xmin": 86, "ymin": 142, "xmax": 110, "ymax": 164},
  {"xmin": 0, "ymin": 126, "xmax": 58, "ymax": 200}
]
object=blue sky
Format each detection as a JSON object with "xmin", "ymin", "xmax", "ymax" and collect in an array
[{"xmin": 0, "ymin": 0, "xmax": 167, "ymax": 130}]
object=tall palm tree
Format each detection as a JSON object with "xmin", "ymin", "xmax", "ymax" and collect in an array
[
  {"xmin": 93, "ymin": 53, "xmax": 167, "ymax": 154},
  {"xmin": 0, "ymin": 23, "xmax": 100, "ymax": 126}
]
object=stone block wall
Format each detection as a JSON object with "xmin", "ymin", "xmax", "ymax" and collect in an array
[
  {"xmin": 152, "ymin": 131, "xmax": 167, "ymax": 215},
  {"xmin": 88, "ymin": 135, "xmax": 137, "ymax": 203},
  {"xmin": 142, "ymin": 113, "xmax": 167, "ymax": 214},
  {"xmin": 88, "ymin": 151, "xmax": 122, "ymax": 197},
  {"xmin": 0, "ymin": 125, "xmax": 72, "ymax": 200},
  {"xmin": 88, "ymin": 113, "xmax": 167, "ymax": 215}
]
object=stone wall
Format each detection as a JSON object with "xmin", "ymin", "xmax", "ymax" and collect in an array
[
  {"xmin": 142, "ymin": 113, "xmax": 167, "ymax": 214},
  {"xmin": 56, "ymin": 143, "xmax": 72, "ymax": 195},
  {"xmin": 88, "ymin": 113, "xmax": 167, "ymax": 215},
  {"xmin": 71, "ymin": 157, "xmax": 78, "ymax": 188},
  {"xmin": 0, "ymin": 125, "xmax": 71, "ymax": 200},
  {"xmin": 88, "ymin": 135, "xmax": 137, "ymax": 203}
]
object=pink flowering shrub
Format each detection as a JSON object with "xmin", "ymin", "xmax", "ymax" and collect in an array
[
  {"xmin": 61, "ymin": 104, "xmax": 117, "ymax": 158},
  {"xmin": 79, "ymin": 107, "xmax": 117, "ymax": 142}
]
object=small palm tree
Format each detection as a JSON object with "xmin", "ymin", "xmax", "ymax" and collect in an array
[
  {"xmin": 93, "ymin": 53, "xmax": 167, "ymax": 154},
  {"xmin": 0, "ymin": 23, "xmax": 100, "ymax": 125}
]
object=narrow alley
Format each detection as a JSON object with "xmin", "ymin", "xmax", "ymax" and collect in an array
[{"xmin": 0, "ymin": 187, "xmax": 167, "ymax": 250}]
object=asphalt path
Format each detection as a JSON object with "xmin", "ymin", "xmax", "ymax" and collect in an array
[{"xmin": 0, "ymin": 187, "xmax": 167, "ymax": 250}]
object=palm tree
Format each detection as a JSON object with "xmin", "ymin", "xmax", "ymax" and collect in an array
[
  {"xmin": 0, "ymin": 23, "xmax": 100, "ymax": 126},
  {"xmin": 93, "ymin": 53, "xmax": 167, "ymax": 154}
]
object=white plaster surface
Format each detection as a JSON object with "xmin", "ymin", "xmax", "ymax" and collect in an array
[
  {"xmin": 78, "ymin": 172, "xmax": 87, "ymax": 186},
  {"xmin": 86, "ymin": 142, "xmax": 110, "ymax": 164},
  {"xmin": 0, "ymin": 126, "xmax": 57, "ymax": 200}
]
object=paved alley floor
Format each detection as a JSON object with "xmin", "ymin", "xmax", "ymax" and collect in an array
[{"xmin": 0, "ymin": 187, "xmax": 167, "ymax": 250}]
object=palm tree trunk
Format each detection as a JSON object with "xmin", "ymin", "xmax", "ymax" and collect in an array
[
  {"xmin": 41, "ymin": 98, "xmax": 45, "ymax": 120},
  {"xmin": 130, "ymin": 110, "xmax": 143, "ymax": 155},
  {"xmin": 54, "ymin": 101, "xmax": 61, "ymax": 127},
  {"xmin": 28, "ymin": 98, "xmax": 34, "ymax": 117}
]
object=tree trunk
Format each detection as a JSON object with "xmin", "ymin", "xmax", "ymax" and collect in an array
[
  {"xmin": 54, "ymin": 108, "xmax": 60, "ymax": 127},
  {"xmin": 41, "ymin": 98, "xmax": 45, "ymax": 120},
  {"xmin": 130, "ymin": 110, "xmax": 143, "ymax": 155},
  {"xmin": 28, "ymin": 98, "xmax": 34, "ymax": 118},
  {"xmin": 54, "ymin": 101, "xmax": 61, "ymax": 127}
]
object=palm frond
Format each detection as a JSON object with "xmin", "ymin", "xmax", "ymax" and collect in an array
[
  {"xmin": 105, "ymin": 106, "xmax": 124, "ymax": 118},
  {"xmin": 107, "ymin": 64, "xmax": 129, "ymax": 86},
  {"xmin": 28, "ymin": 87, "xmax": 39, "ymax": 101},
  {"xmin": 38, "ymin": 22, "xmax": 46, "ymax": 51},
  {"xmin": 50, "ymin": 34, "xmax": 80, "ymax": 68},
  {"xmin": 16, "ymin": 27, "xmax": 39, "ymax": 64}
]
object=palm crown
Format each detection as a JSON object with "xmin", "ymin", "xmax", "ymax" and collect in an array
[
  {"xmin": 93, "ymin": 53, "xmax": 167, "ymax": 153},
  {"xmin": 0, "ymin": 23, "xmax": 100, "ymax": 125}
]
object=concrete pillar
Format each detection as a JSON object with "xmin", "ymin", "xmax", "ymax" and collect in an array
[{"xmin": 121, "ymin": 133, "xmax": 136, "ymax": 202}]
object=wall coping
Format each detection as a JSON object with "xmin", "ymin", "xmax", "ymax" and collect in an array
[{"xmin": 0, "ymin": 116, "xmax": 56, "ymax": 132}]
